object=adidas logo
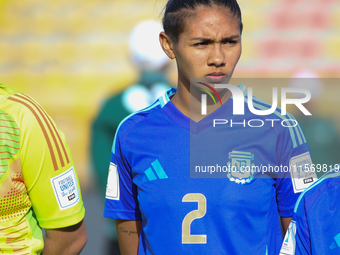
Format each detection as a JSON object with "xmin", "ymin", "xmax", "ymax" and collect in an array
[
  {"xmin": 330, "ymin": 233, "xmax": 340, "ymax": 250},
  {"xmin": 142, "ymin": 159, "xmax": 168, "ymax": 182}
]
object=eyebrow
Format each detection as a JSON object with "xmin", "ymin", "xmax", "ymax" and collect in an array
[{"xmin": 191, "ymin": 35, "xmax": 240, "ymax": 41}]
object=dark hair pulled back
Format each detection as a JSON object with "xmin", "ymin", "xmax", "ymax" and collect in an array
[{"xmin": 162, "ymin": 0, "xmax": 242, "ymax": 43}]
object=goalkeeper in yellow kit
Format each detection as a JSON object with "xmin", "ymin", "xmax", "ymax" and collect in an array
[{"xmin": 0, "ymin": 83, "xmax": 87, "ymax": 254}]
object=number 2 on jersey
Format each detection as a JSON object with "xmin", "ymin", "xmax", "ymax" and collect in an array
[{"xmin": 182, "ymin": 193, "xmax": 207, "ymax": 244}]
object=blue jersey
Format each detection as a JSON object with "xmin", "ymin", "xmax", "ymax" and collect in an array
[
  {"xmin": 104, "ymin": 84, "xmax": 316, "ymax": 255},
  {"xmin": 280, "ymin": 168, "xmax": 340, "ymax": 255}
]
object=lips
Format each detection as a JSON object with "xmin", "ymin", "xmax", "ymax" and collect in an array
[{"xmin": 206, "ymin": 72, "xmax": 226, "ymax": 83}]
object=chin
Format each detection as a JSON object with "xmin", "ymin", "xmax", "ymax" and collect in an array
[{"xmin": 204, "ymin": 78, "xmax": 231, "ymax": 87}]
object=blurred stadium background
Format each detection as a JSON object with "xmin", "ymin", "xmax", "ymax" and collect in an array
[{"xmin": 0, "ymin": 0, "xmax": 339, "ymax": 254}]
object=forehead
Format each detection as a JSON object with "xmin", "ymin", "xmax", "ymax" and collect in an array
[{"xmin": 180, "ymin": 5, "xmax": 240, "ymax": 39}]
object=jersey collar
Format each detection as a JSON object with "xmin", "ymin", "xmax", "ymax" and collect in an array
[{"xmin": 158, "ymin": 87, "xmax": 177, "ymax": 108}]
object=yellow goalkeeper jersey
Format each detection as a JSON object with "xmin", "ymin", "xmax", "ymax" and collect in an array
[{"xmin": 0, "ymin": 84, "xmax": 85, "ymax": 254}]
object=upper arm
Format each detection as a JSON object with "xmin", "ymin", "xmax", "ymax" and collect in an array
[
  {"xmin": 116, "ymin": 220, "xmax": 141, "ymax": 255},
  {"xmin": 17, "ymin": 96, "xmax": 85, "ymax": 228},
  {"xmin": 104, "ymin": 119, "xmax": 143, "ymax": 254},
  {"xmin": 104, "ymin": 133, "xmax": 142, "ymax": 220},
  {"xmin": 276, "ymin": 141, "xmax": 316, "ymax": 217},
  {"xmin": 281, "ymin": 217, "xmax": 292, "ymax": 233}
]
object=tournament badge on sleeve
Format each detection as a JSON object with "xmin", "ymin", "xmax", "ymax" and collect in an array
[
  {"xmin": 50, "ymin": 167, "xmax": 80, "ymax": 210},
  {"xmin": 280, "ymin": 221, "xmax": 296, "ymax": 255},
  {"xmin": 106, "ymin": 163, "xmax": 120, "ymax": 200},
  {"xmin": 227, "ymin": 151, "xmax": 255, "ymax": 184},
  {"xmin": 289, "ymin": 152, "xmax": 317, "ymax": 193}
]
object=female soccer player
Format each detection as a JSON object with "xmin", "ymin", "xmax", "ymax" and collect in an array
[{"xmin": 104, "ymin": 0, "xmax": 316, "ymax": 254}]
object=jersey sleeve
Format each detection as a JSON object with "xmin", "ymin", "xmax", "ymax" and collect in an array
[
  {"xmin": 104, "ymin": 131, "xmax": 142, "ymax": 221},
  {"xmin": 275, "ymin": 118, "xmax": 317, "ymax": 217},
  {"xmin": 18, "ymin": 94, "xmax": 85, "ymax": 229}
]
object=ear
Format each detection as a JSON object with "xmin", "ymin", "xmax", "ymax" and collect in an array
[{"xmin": 159, "ymin": 32, "xmax": 176, "ymax": 59}]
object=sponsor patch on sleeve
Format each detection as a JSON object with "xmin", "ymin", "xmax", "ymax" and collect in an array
[
  {"xmin": 279, "ymin": 220, "xmax": 296, "ymax": 255},
  {"xmin": 289, "ymin": 152, "xmax": 317, "ymax": 193},
  {"xmin": 106, "ymin": 163, "xmax": 120, "ymax": 200},
  {"xmin": 50, "ymin": 167, "xmax": 80, "ymax": 210}
]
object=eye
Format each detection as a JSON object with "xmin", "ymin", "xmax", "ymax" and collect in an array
[
  {"xmin": 223, "ymin": 40, "xmax": 238, "ymax": 45},
  {"xmin": 194, "ymin": 42, "xmax": 208, "ymax": 47}
]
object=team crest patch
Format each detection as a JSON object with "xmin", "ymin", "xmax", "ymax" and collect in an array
[
  {"xmin": 227, "ymin": 151, "xmax": 255, "ymax": 184},
  {"xmin": 50, "ymin": 167, "xmax": 80, "ymax": 210}
]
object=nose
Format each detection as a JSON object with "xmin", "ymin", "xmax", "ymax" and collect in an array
[{"xmin": 208, "ymin": 44, "xmax": 226, "ymax": 67}]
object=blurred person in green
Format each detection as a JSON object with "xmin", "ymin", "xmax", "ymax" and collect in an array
[
  {"xmin": 90, "ymin": 20, "xmax": 172, "ymax": 254},
  {"xmin": 290, "ymin": 70, "xmax": 340, "ymax": 178}
]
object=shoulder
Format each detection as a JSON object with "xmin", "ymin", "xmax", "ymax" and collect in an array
[
  {"xmin": 0, "ymin": 87, "xmax": 47, "ymax": 129},
  {"xmin": 0, "ymin": 86, "xmax": 67, "ymax": 155},
  {"xmin": 243, "ymin": 90, "xmax": 307, "ymax": 150},
  {"xmin": 115, "ymin": 87, "xmax": 176, "ymax": 138},
  {"xmin": 0, "ymin": 83, "xmax": 22, "ymax": 107},
  {"xmin": 114, "ymin": 99, "xmax": 162, "ymax": 141},
  {"xmin": 294, "ymin": 168, "xmax": 340, "ymax": 214},
  {"xmin": 112, "ymin": 88, "xmax": 177, "ymax": 155},
  {"xmin": 241, "ymin": 84, "xmax": 293, "ymax": 124},
  {"xmin": 0, "ymin": 84, "xmax": 37, "ymax": 125},
  {"xmin": 0, "ymin": 83, "xmax": 21, "ymax": 96}
]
